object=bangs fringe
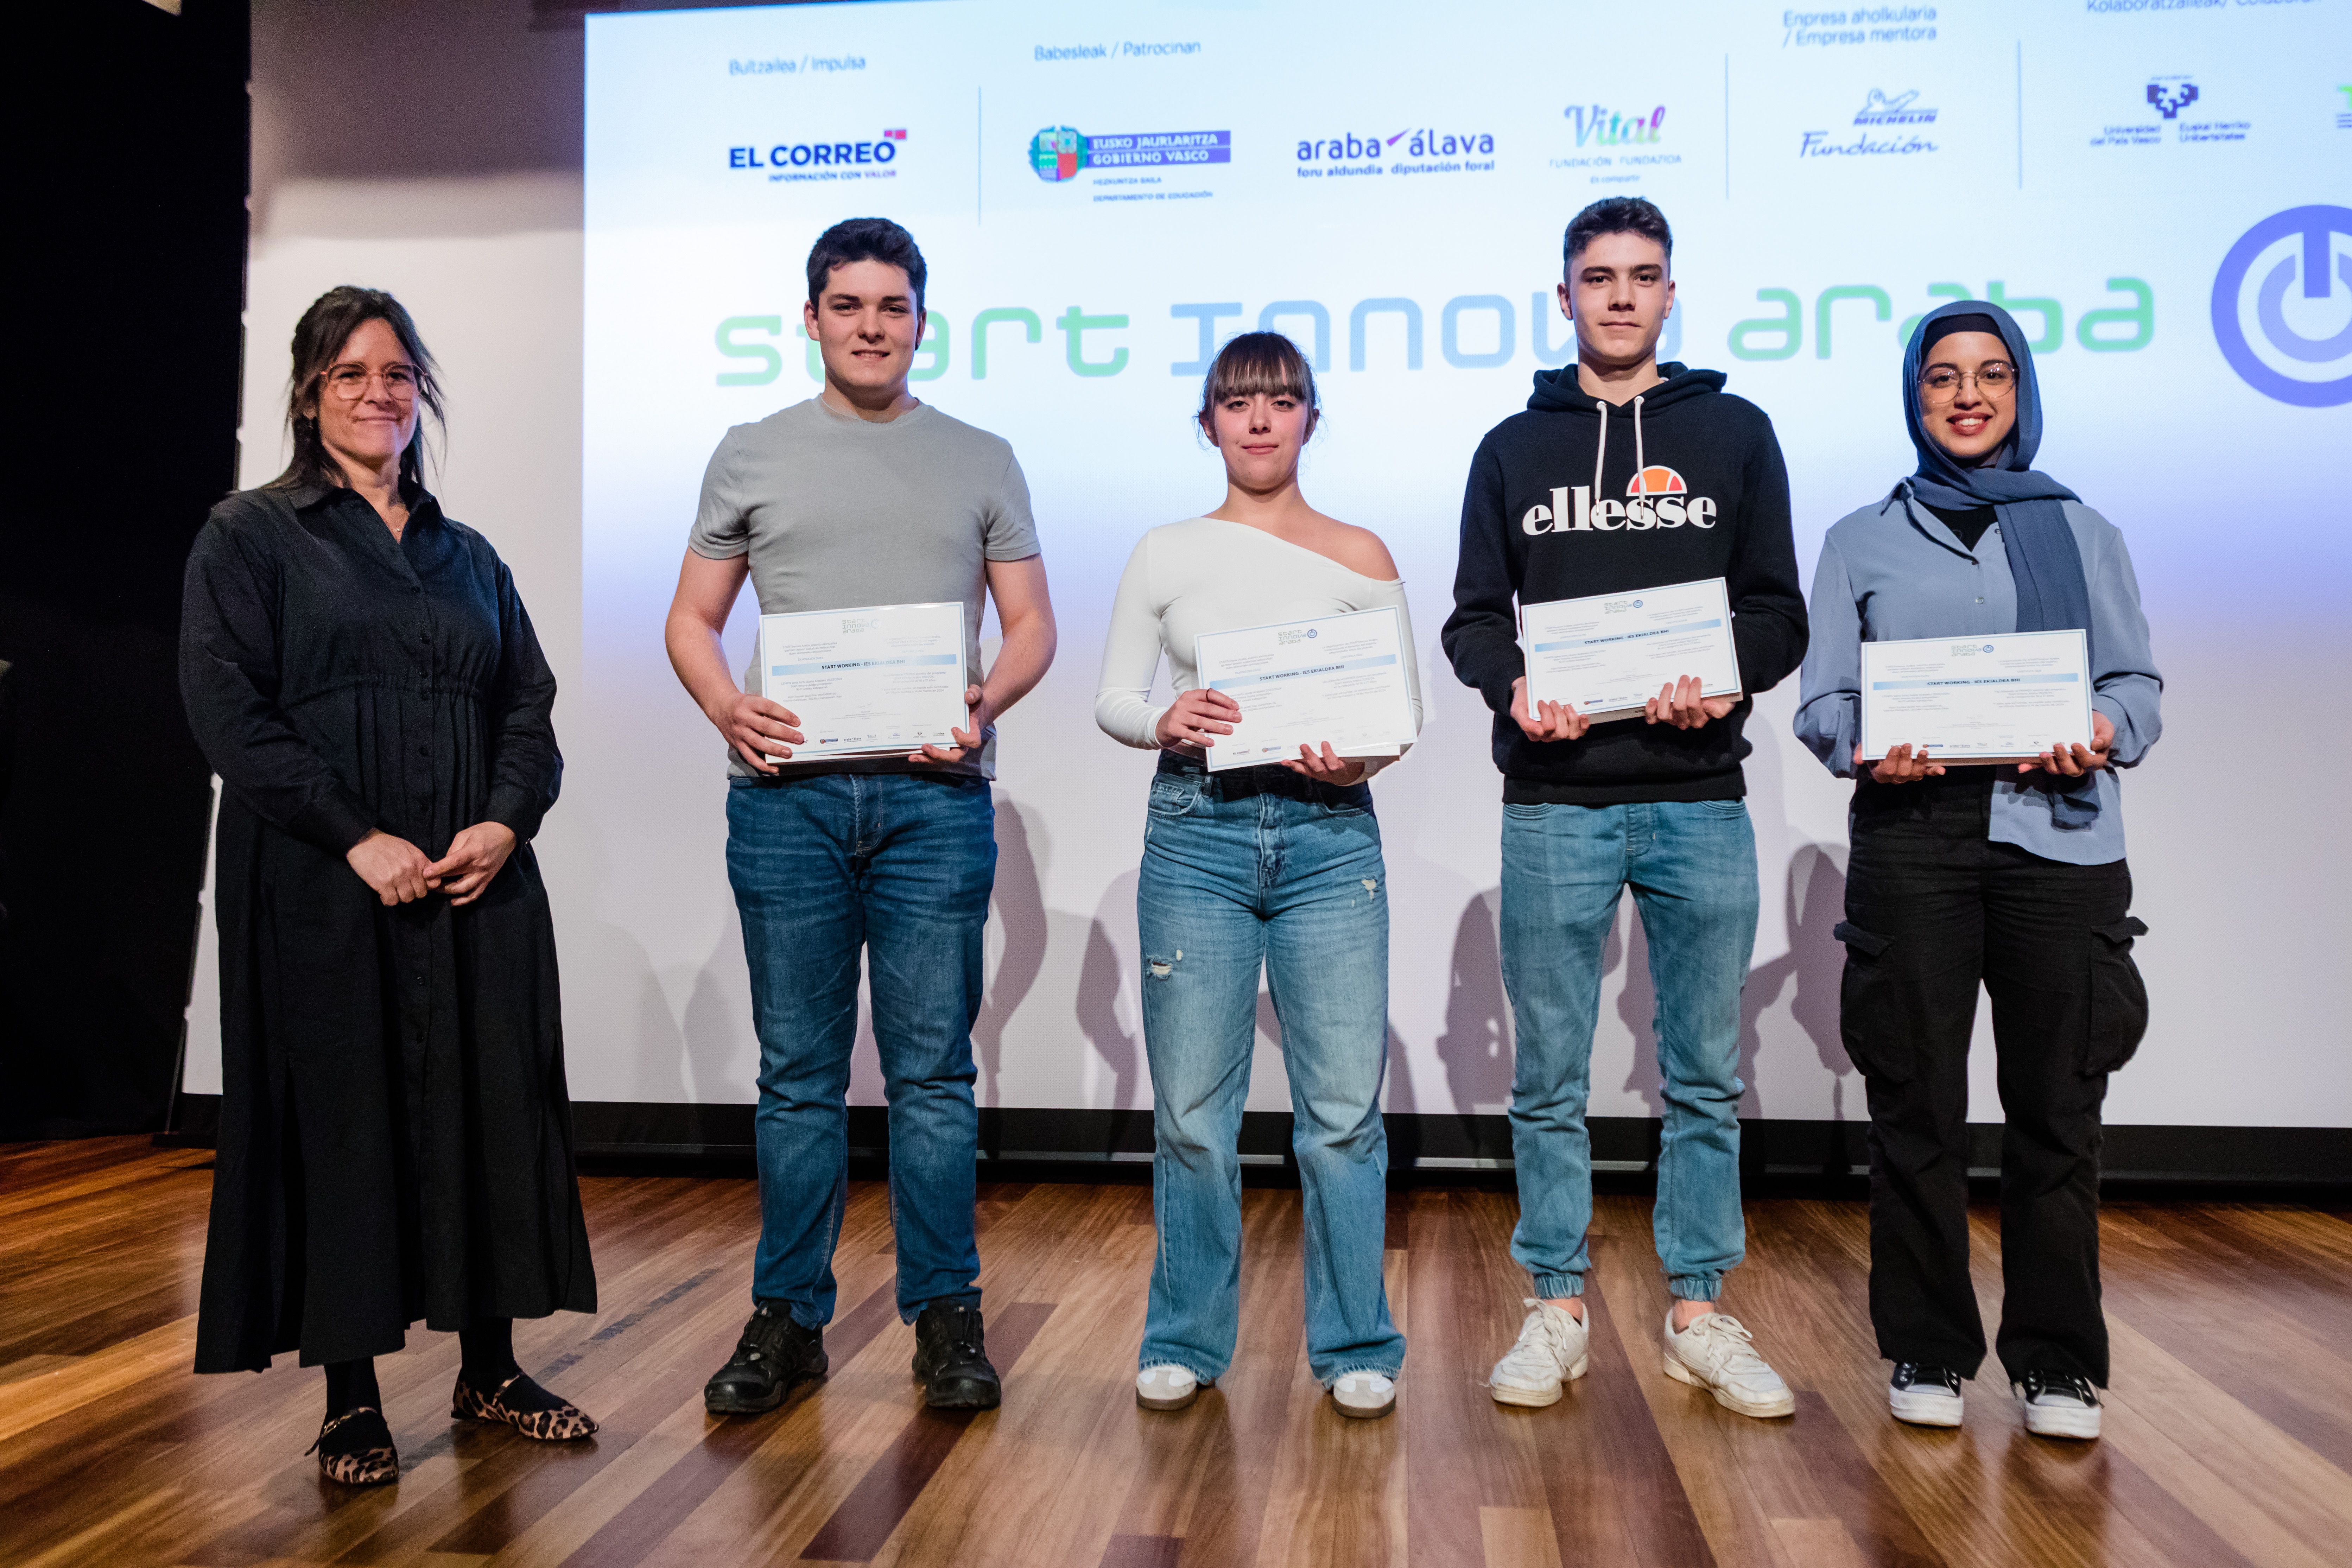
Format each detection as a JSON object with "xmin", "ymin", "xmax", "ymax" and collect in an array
[{"xmin": 1198, "ymin": 331, "xmax": 1319, "ymax": 426}]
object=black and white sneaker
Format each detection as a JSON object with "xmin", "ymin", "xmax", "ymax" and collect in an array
[
  {"xmin": 2014, "ymin": 1369, "xmax": 2101, "ymax": 1440},
  {"xmin": 1888, "ymin": 1363, "xmax": 1965, "ymax": 1427}
]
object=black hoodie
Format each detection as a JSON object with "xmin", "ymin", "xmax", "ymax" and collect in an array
[{"xmin": 1442, "ymin": 363, "xmax": 1807, "ymax": 803}]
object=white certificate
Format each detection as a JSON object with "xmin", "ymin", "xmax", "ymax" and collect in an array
[
  {"xmin": 1192, "ymin": 607, "xmax": 1418, "ymax": 774},
  {"xmin": 1520, "ymin": 577, "xmax": 1741, "ymax": 723},
  {"xmin": 756, "ymin": 601, "xmax": 967, "ymax": 761},
  {"xmin": 1860, "ymin": 629, "xmax": 2092, "ymax": 762}
]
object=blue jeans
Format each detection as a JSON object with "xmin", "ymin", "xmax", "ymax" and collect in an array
[
  {"xmin": 726, "ymin": 772, "xmax": 995, "ymax": 1326},
  {"xmin": 1135, "ymin": 758, "xmax": 1405, "ymax": 1387},
  {"xmin": 1500, "ymin": 798, "xmax": 1758, "ymax": 1302}
]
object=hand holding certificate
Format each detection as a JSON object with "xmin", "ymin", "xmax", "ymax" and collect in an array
[
  {"xmin": 1859, "ymin": 629, "xmax": 2092, "ymax": 767},
  {"xmin": 1191, "ymin": 607, "xmax": 1418, "ymax": 774},
  {"xmin": 1520, "ymin": 578, "xmax": 1742, "ymax": 729},
  {"xmin": 755, "ymin": 602, "xmax": 971, "ymax": 762}
]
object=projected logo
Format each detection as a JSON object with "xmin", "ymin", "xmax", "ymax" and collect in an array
[
  {"xmin": 2147, "ymin": 78, "xmax": 2198, "ymax": 120},
  {"xmin": 729, "ymin": 129, "xmax": 904, "ymax": 174},
  {"xmin": 1799, "ymin": 93, "xmax": 1938, "ymax": 159},
  {"xmin": 1629, "ymin": 465, "xmax": 1687, "ymax": 496},
  {"xmin": 2212, "ymin": 205, "xmax": 2352, "ymax": 407},
  {"xmin": 1566, "ymin": 105, "xmax": 1665, "ymax": 146},
  {"xmin": 1030, "ymin": 126, "xmax": 1230, "ymax": 182},
  {"xmin": 1854, "ymin": 89, "xmax": 1936, "ymax": 127},
  {"xmin": 1031, "ymin": 126, "xmax": 1089, "ymax": 180}
]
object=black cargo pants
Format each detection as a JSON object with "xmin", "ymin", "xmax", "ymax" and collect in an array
[{"xmin": 1834, "ymin": 772, "xmax": 2149, "ymax": 1387}]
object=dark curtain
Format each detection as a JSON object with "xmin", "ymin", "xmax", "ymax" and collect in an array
[{"xmin": 0, "ymin": 0, "xmax": 249, "ymax": 1138}]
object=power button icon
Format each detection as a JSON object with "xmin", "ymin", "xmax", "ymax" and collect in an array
[{"xmin": 2212, "ymin": 205, "xmax": 2352, "ymax": 407}]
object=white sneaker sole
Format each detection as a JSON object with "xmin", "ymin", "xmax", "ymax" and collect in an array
[
  {"xmin": 1889, "ymin": 1387, "xmax": 1964, "ymax": 1427},
  {"xmin": 1663, "ymin": 1354, "xmax": 1796, "ymax": 1418},
  {"xmin": 1135, "ymin": 1373, "xmax": 1208, "ymax": 1412},
  {"xmin": 2023, "ymin": 1402, "xmax": 2101, "ymax": 1440},
  {"xmin": 1489, "ymin": 1352, "xmax": 1589, "ymax": 1408},
  {"xmin": 1332, "ymin": 1389, "xmax": 1396, "ymax": 1419}
]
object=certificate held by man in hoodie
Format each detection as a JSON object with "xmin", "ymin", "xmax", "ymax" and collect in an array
[
  {"xmin": 756, "ymin": 601, "xmax": 968, "ymax": 760},
  {"xmin": 1520, "ymin": 577, "xmax": 1741, "ymax": 723}
]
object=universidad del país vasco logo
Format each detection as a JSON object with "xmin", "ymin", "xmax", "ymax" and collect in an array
[
  {"xmin": 1030, "ymin": 126, "xmax": 1231, "ymax": 182},
  {"xmin": 2147, "ymin": 78, "xmax": 2198, "ymax": 120},
  {"xmin": 728, "ymin": 128, "xmax": 905, "ymax": 171},
  {"xmin": 2212, "ymin": 205, "xmax": 2352, "ymax": 407}
]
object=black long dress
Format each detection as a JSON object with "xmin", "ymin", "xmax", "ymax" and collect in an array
[{"xmin": 180, "ymin": 479, "xmax": 595, "ymax": 1373}]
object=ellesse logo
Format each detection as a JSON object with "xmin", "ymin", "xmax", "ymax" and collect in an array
[{"xmin": 1521, "ymin": 465, "xmax": 1718, "ymax": 533}]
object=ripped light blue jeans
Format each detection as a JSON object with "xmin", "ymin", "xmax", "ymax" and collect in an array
[{"xmin": 1135, "ymin": 755, "xmax": 1405, "ymax": 1387}]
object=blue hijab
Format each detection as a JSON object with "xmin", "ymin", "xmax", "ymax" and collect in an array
[{"xmin": 1901, "ymin": 299, "xmax": 2098, "ymax": 820}]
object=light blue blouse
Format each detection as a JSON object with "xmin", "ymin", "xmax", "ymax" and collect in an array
[{"xmin": 1793, "ymin": 484, "xmax": 2163, "ymax": 866}]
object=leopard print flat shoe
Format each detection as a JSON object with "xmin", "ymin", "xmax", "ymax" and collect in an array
[
  {"xmin": 309, "ymin": 1407, "xmax": 399, "ymax": 1486},
  {"xmin": 450, "ymin": 1370, "xmax": 599, "ymax": 1441}
]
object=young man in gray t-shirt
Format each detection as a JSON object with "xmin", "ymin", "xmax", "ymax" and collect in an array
[{"xmin": 665, "ymin": 218, "xmax": 1057, "ymax": 1416}]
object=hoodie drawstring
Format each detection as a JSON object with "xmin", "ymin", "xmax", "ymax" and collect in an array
[
  {"xmin": 1592, "ymin": 399, "xmax": 1608, "ymax": 500},
  {"xmin": 1632, "ymin": 394, "xmax": 1646, "ymax": 492},
  {"xmin": 1594, "ymin": 394, "xmax": 1650, "ymax": 499}
]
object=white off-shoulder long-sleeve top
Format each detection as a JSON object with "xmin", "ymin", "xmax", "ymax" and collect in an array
[{"xmin": 1092, "ymin": 516, "xmax": 1424, "ymax": 770}]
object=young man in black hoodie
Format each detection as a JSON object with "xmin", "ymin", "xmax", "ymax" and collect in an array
[{"xmin": 1444, "ymin": 197, "xmax": 1807, "ymax": 1419}]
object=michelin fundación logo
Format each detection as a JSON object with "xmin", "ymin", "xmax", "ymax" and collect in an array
[
  {"xmin": 1801, "ymin": 91, "xmax": 1938, "ymax": 159},
  {"xmin": 2212, "ymin": 205, "xmax": 2352, "ymax": 407}
]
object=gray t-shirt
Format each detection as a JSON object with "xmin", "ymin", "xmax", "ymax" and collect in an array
[{"xmin": 690, "ymin": 396, "xmax": 1040, "ymax": 777}]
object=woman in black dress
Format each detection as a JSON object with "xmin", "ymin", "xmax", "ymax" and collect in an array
[{"xmin": 182, "ymin": 286, "xmax": 597, "ymax": 1486}]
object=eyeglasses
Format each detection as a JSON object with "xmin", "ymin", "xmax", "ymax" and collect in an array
[
  {"xmin": 321, "ymin": 363, "xmax": 419, "ymax": 402},
  {"xmin": 1918, "ymin": 363, "xmax": 2016, "ymax": 404}
]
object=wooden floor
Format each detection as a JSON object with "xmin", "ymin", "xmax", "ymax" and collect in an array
[{"xmin": 2, "ymin": 1143, "xmax": 2349, "ymax": 1568}]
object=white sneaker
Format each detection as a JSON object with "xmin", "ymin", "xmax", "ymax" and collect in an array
[
  {"xmin": 1888, "ymin": 1363, "xmax": 1965, "ymax": 1427},
  {"xmin": 2015, "ymin": 1371, "xmax": 2101, "ymax": 1440},
  {"xmin": 1662, "ymin": 1310, "xmax": 1795, "ymax": 1418},
  {"xmin": 1330, "ymin": 1371, "xmax": 1396, "ymax": 1418},
  {"xmin": 1489, "ymin": 1298, "xmax": 1591, "ymax": 1408},
  {"xmin": 1135, "ymin": 1364, "xmax": 1204, "ymax": 1411}
]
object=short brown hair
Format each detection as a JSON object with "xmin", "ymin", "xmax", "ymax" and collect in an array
[
  {"xmin": 1195, "ymin": 331, "xmax": 1319, "ymax": 439},
  {"xmin": 1564, "ymin": 196, "xmax": 1672, "ymax": 269}
]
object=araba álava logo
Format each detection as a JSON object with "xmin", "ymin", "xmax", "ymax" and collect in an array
[{"xmin": 1520, "ymin": 465, "xmax": 1719, "ymax": 534}]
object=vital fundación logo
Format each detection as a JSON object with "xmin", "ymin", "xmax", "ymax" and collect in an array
[
  {"xmin": 1521, "ymin": 466, "xmax": 1718, "ymax": 534},
  {"xmin": 728, "ymin": 128, "xmax": 905, "ymax": 175},
  {"xmin": 1031, "ymin": 125, "xmax": 1231, "ymax": 182},
  {"xmin": 2212, "ymin": 204, "xmax": 2352, "ymax": 407},
  {"xmin": 1801, "ymin": 89, "xmax": 1940, "ymax": 158},
  {"xmin": 1566, "ymin": 104, "xmax": 1666, "ymax": 146}
]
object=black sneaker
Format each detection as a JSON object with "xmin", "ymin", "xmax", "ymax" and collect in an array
[
  {"xmin": 1888, "ymin": 1363, "xmax": 1965, "ymax": 1427},
  {"xmin": 704, "ymin": 1301, "xmax": 828, "ymax": 1415},
  {"xmin": 912, "ymin": 1302, "xmax": 1001, "ymax": 1410},
  {"xmin": 2015, "ymin": 1369, "xmax": 2101, "ymax": 1440}
]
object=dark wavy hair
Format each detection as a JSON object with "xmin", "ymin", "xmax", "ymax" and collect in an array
[
  {"xmin": 806, "ymin": 217, "xmax": 927, "ymax": 312},
  {"xmin": 1195, "ymin": 331, "xmax": 1320, "ymax": 441},
  {"xmin": 267, "ymin": 285, "xmax": 445, "ymax": 494},
  {"xmin": 1564, "ymin": 196, "xmax": 1673, "ymax": 270}
]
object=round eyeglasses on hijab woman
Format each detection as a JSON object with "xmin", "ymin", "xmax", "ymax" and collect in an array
[
  {"xmin": 1792, "ymin": 300, "xmax": 2163, "ymax": 1442},
  {"xmin": 181, "ymin": 286, "xmax": 597, "ymax": 1486}
]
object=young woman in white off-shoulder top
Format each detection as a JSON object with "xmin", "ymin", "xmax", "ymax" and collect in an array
[{"xmin": 1093, "ymin": 332, "xmax": 1420, "ymax": 1420}]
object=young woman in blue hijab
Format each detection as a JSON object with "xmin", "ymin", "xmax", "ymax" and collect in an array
[{"xmin": 1794, "ymin": 301, "xmax": 2162, "ymax": 1441}]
